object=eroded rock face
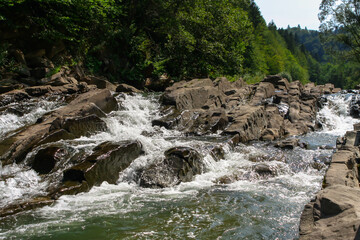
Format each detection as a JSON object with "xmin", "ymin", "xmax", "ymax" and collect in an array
[
  {"xmin": 56, "ymin": 140, "xmax": 143, "ymax": 196},
  {"xmin": 139, "ymin": 147, "xmax": 204, "ymax": 188},
  {"xmin": 0, "ymin": 89, "xmax": 118, "ymax": 165},
  {"xmin": 299, "ymin": 128, "xmax": 360, "ymax": 239},
  {"xmin": 154, "ymin": 76, "xmax": 332, "ymax": 142}
]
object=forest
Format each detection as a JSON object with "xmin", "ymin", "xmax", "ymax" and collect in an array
[{"xmin": 0, "ymin": 0, "xmax": 359, "ymax": 89}]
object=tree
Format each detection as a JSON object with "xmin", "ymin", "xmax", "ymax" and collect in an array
[{"xmin": 319, "ymin": 0, "xmax": 360, "ymax": 62}]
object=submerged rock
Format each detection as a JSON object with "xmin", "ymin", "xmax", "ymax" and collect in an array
[{"xmin": 0, "ymin": 197, "xmax": 54, "ymax": 218}]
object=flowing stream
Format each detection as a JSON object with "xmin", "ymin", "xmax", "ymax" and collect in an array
[{"xmin": 0, "ymin": 92, "xmax": 358, "ymax": 239}]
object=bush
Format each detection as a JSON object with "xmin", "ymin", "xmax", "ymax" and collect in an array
[
  {"xmin": 243, "ymin": 72, "xmax": 265, "ymax": 84},
  {"xmin": 278, "ymin": 71, "xmax": 292, "ymax": 82}
]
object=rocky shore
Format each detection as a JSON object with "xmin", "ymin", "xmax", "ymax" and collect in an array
[{"xmin": 299, "ymin": 124, "xmax": 360, "ymax": 239}]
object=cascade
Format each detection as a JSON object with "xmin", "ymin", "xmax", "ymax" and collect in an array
[{"xmin": 0, "ymin": 92, "xmax": 358, "ymax": 239}]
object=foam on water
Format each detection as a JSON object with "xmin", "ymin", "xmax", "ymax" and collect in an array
[
  {"xmin": 0, "ymin": 97, "xmax": 62, "ymax": 139},
  {"xmin": 0, "ymin": 92, "xmax": 358, "ymax": 239},
  {"xmin": 317, "ymin": 93, "xmax": 359, "ymax": 135},
  {"xmin": 0, "ymin": 164, "xmax": 48, "ymax": 208}
]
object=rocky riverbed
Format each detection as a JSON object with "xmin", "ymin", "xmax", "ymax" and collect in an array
[{"xmin": 0, "ymin": 68, "xmax": 358, "ymax": 238}]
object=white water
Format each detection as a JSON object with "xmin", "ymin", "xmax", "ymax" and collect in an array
[
  {"xmin": 317, "ymin": 93, "xmax": 359, "ymax": 134},
  {"xmin": 0, "ymin": 92, "xmax": 358, "ymax": 239},
  {"xmin": 0, "ymin": 96, "xmax": 63, "ymax": 139}
]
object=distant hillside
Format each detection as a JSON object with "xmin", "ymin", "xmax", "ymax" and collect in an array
[{"xmin": 0, "ymin": 0, "xmax": 359, "ymax": 88}]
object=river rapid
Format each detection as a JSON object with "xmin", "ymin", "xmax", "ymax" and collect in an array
[{"xmin": 0, "ymin": 92, "xmax": 358, "ymax": 240}]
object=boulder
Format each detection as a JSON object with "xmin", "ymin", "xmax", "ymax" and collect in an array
[
  {"xmin": 323, "ymin": 150, "xmax": 359, "ymax": 188},
  {"xmin": 157, "ymin": 76, "xmax": 321, "ymax": 143},
  {"xmin": 300, "ymin": 185, "xmax": 360, "ymax": 240},
  {"xmin": 0, "ymin": 89, "xmax": 118, "ymax": 165},
  {"xmin": 58, "ymin": 115, "xmax": 108, "ymax": 138},
  {"xmin": 60, "ymin": 141, "xmax": 143, "ymax": 195},
  {"xmin": 224, "ymin": 105, "xmax": 268, "ymax": 142},
  {"xmin": 250, "ymin": 82, "xmax": 275, "ymax": 105},
  {"xmin": 161, "ymin": 78, "xmax": 214, "ymax": 108},
  {"xmin": 139, "ymin": 147, "xmax": 204, "ymax": 188},
  {"xmin": 144, "ymin": 74, "xmax": 172, "ymax": 91},
  {"xmin": 81, "ymin": 76, "xmax": 116, "ymax": 91},
  {"xmin": 262, "ymin": 75, "xmax": 289, "ymax": 90},
  {"xmin": 253, "ymin": 163, "xmax": 277, "ymax": 176},
  {"xmin": 116, "ymin": 83, "xmax": 143, "ymax": 94}
]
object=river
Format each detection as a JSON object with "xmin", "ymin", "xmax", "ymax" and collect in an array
[{"xmin": 0, "ymin": 92, "xmax": 357, "ymax": 239}]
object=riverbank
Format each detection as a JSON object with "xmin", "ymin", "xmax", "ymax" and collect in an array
[{"xmin": 299, "ymin": 123, "xmax": 360, "ymax": 239}]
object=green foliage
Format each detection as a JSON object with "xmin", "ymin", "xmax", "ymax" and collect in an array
[
  {"xmin": 5, "ymin": 0, "xmax": 357, "ymax": 88},
  {"xmin": 319, "ymin": 0, "xmax": 360, "ymax": 62},
  {"xmin": 243, "ymin": 72, "xmax": 266, "ymax": 84},
  {"xmin": 0, "ymin": 44, "xmax": 8, "ymax": 68},
  {"xmin": 85, "ymin": 55, "xmax": 103, "ymax": 74},
  {"xmin": 45, "ymin": 65, "xmax": 61, "ymax": 78},
  {"xmin": 278, "ymin": 72, "xmax": 292, "ymax": 82}
]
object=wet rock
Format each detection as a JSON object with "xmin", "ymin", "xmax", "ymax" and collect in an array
[
  {"xmin": 139, "ymin": 147, "xmax": 204, "ymax": 188},
  {"xmin": 209, "ymin": 145, "xmax": 225, "ymax": 161},
  {"xmin": 0, "ymin": 197, "xmax": 54, "ymax": 218},
  {"xmin": 60, "ymin": 115, "xmax": 108, "ymax": 138},
  {"xmin": 32, "ymin": 146, "xmax": 67, "ymax": 174},
  {"xmin": 156, "ymin": 75, "xmax": 323, "ymax": 143},
  {"xmin": 253, "ymin": 163, "xmax": 276, "ymax": 176},
  {"xmin": 300, "ymin": 128, "xmax": 360, "ymax": 239},
  {"xmin": 0, "ymin": 89, "xmax": 118, "ymax": 165},
  {"xmin": 261, "ymin": 128, "xmax": 280, "ymax": 141},
  {"xmin": 275, "ymin": 138, "xmax": 300, "ymax": 149},
  {"xmin": 349, "ymin": 94, "xmax": 360, "ymax": 118},
  {"xmin": 25, "ymin": 85, "xmax": 51, "ymax": 96},
  {"xmin": 61, "ymin": 141, "xmax": 143, "ymax": 192}
]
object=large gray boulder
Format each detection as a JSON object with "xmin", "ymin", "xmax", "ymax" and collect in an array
[
  {"xmin": 58, "ymin": 140, "xmax": 143, "ymax": 196},
  {"xmin": 139, "ymin": 147, "xmax": 204, "ymax": 188},
  {"xmin": 300, "ymin": 185, "xmax": 360, "ymax": 240}
]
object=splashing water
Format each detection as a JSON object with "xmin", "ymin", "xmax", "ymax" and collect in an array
[
  {"xmin": 0, "ymin": 96, "xmax": 63, "ymax": 139},
  {"xmin": 0, "ymin": 92, "xmax": 357, "ymax": 239}
]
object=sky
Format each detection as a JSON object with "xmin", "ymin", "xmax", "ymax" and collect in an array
[{"xmin": 254, "ymin": 0, "xmax": 322, "ymax": 30}]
